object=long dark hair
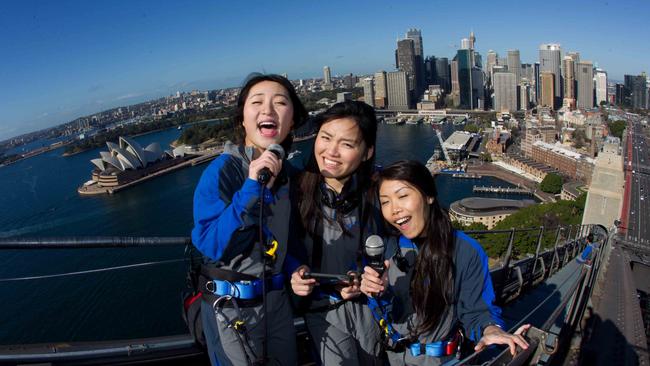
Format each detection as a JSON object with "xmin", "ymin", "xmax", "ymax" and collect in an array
[
  {"xmin": 233, "ymin": 73, "xmax": 308, "ymax": 152},
  {"xmin": 376, "ymin": 160, "xmax": 455, "ymax": 336},
  {"xmin": 297, "ymin": 101, "xmax": 377, "ymax": 234}
]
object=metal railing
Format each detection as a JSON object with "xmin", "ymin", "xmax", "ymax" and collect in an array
[{"xmin": 0, "ymin": 224, "xmax": 603, "ymax": 365}]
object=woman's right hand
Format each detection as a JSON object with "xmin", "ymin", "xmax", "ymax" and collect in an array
[
  {"xmin": 248, "ymin": 149, "xmax": 282, "ymax": 187},
  {"xmin": 360, "ymin": 260, "xmax": 390, "ymax": 297},
  {"xmin": 290, "ymin": 265, "xmax": 317, "ymax": 296}
]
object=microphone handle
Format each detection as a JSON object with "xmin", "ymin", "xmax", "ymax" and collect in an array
[{"xmin": 258, "ymin": 167, "xmax": 273, "ymax": 184}]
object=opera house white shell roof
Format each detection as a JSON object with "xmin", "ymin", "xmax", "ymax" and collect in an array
[{"xmin": 91, "ymin": 136, "xmax": 168, "ymax": 172}]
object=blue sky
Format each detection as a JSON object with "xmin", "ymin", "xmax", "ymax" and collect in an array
[{"xmin": 1, "ymin": 0, "xmax": 648, "ymax": 141}]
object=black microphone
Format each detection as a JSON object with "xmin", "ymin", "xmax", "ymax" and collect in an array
[
  {"xmin": 364, "ymin": 235, "xmax": 385, "ymax": 276},
  {"xmin": 257, "ymin": 144, "xmax": 285, "ymax": 184}
]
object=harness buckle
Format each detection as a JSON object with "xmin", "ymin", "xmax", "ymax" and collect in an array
[{"xmin": 265, "ymin": 239, "xmax": 279, "ymax": 259}]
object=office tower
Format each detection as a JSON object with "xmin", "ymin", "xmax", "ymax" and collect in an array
[
  {"xmin": 457, "ymin": 49, "xmax": 474, "ymax": 109},
  {"xmin": 540, "ymin": 72, "xmax": 555, "ymax": 109},
  {"xmin": 406, "ymin": 28, "xmax": 425, "ymax": 97},
  {"xmin": 461, "ymin": 38, "xmax": 470, "ymax": 50},
  {"xmin": 566, "ymin": 52, "xmax": 580, "ymax": 64},
  {"xmin": 507, "ymin": 49, "xmax": 521, "ymax": 83},
  {"xmin": 323, "ymin": 66, "xmax": 331, "ymax": 85},
  {"xmin": 435, "ymin": 57, "xmax": 450, "ymax": 92},
  {"xmin": 374, "ymin": 71, "xmax": 387, "ymax": 108},
  {"xmin": 424, "ymin": 56, "xmax": 435, "ymax": 87},
  {"xmin": 576, "ymin": 61, "xmax": 594, "ymax": 109},
  {"xmin": 562, "ymin": 56, "xmax": 576, "ymax": 108},
  {"xmin": 539, "ymin": 44, "xmax": 562, "ymax": 107},
  {"xmin": 472, "ymin": 67, "xmax": 485, "ymax": 109},
  {"xmin": 493, "ymin": 72, "xmax": 518, "ymax": 112},
  {"xmin": 519, "ymin": 83, "xmax": 531, "ymax": 110},
  {"xmin": 362, "ymin": 78, "xmax": 375, "ymax": 107},
  {"xmin": 387, "ymin": 71, "xmax": 411, "ymax": 109},
  {"xmin": 625, "ymin": 74, "xmax": 648, "ymax": 109},
  {"xmin": 534, "ymin": 62, "xmax": 540, "ymax": 103},
  {"xmin": 493, "ymin": 65, "xmax": 508, "ymax": 74},
  {"xmin": 615, "ymin": 83, "xmax": 625, "ymax": 105},
  {"xmin": 451, "ymin": 59, "xmax": 460, "ymax": 106},
  {"xmin": 469, "ymin": 31, "xmax": 476, "ymax": 50},
  {"xmin": 486, "ymin": 50, "xmax": 498, "ymax": 83},
  {"xmin": 594, "ymin": 69, "xmax": 608, "ymax": 106},
  {"xmin": 396, "ymin": 38, "xmax": 417, "ymax": 95}
]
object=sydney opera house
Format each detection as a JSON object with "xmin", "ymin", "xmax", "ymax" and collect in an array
[{"xmin": 89, "ymin": 136, "xmax": 186, "ymax": 187}]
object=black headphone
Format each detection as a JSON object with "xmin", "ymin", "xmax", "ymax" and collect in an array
[
  {"xmin": 393, "ymin": 249, "xmax": 412, "ymax": 273},
  {"xmin": 319, "ymin": 178, "xmax": 360, "ymax": 215}
]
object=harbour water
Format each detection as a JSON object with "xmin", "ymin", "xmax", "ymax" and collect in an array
[{"xmin": 0, "ymin": 123, "xmax": 524, "ymax": 344}]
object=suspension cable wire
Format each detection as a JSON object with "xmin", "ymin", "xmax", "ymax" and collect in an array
[{"xmin": 0, "ymin": 258, "xmax": 186, "ymax": 283}]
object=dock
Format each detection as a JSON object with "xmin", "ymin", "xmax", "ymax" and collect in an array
[
  {"xmin": 472, "ymin": 185, "xmax": 533, "ymax": 195},
  {"xmin": 451, "ymin": 173, "xmax": 482, "ymax": 179}
]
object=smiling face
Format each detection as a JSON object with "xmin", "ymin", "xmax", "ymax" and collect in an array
[
  {"xmin": 314, "ymin": 117, "xmax": 374, "ymax": 193},
  {"xmin": 242, "ymin": 80, "xmax": 294, "ymax": 154},
  {"xmin": 379, "ymin": 179, "xmax": 433, "ymax": 239}
]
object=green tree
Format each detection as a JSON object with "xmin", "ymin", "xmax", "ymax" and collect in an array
[
  {"xmin": 464, "ymin": 124, "xmax": 479, "ymax": 133},
  {"xmin": 607, "ymin": 120, "xmax": 626, "ymax": 139},
  {"xmin": 540, "ymin": 173, "xmax": 563, "ymax": 194},
  {"xmin": 572, "ymin": 129, "xmax": 587, "ymax": 149}
]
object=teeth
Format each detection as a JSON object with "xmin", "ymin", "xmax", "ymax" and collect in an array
[
  {"xmin": 259, "ymin": 121, "xmax": 277, "ymax": 128},
  {"xmin": 395, "ymin": 217, "xmax": 410, "ymax": 225},
  {"xmin": 324, "ymin": 158, "xmax": 340, "ymax": 166}
]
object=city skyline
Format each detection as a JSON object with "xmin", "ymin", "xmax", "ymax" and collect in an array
[{"xmin": 1, "ymin": 0, "xmax": 649, "ymax": 141}]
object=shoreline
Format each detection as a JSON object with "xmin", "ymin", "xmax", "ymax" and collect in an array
[
  {"xmin": 466, "ymin": 162, "xmax": 555, "ymax": 202},
  {"xmin": 77, "ymin": 149, "xmax": 221, "ymax": 195}
]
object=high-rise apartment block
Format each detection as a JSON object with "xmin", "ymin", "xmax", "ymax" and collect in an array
[
  {"xmin": 387, "ymin": 71, "xmax": 411, "ymax": 110},
  {"xmin": 540, "ymin": 72, "xmax": 555, "ymax": 109},
  {"xmin": 363, "ymin": 78, "xmax": 375, "ymax": 108},
  {"xmin": 374, "ymin": 71, "xmax": 387, "ymax": 108},
  {"xmin": 594, "ymin": 69, "xmax": 607, "ymax": 106},
  {"xmin": 539, "ymin": 44, "xmax": 562, "ymax": 107},
  {"xmin": 493, "ymin": 72, "xmax": 517, "ymax": 112}
]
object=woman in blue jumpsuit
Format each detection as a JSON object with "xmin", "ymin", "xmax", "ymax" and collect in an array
[
  {"xmin": 361, "ymin": 160, "xmax": 530, "ymax": 366},
  {"xmin": 289, "ymin": 101, "xmax": 384, "ymax": 365},
  {"xmin": 192, "ymin": 74, "xmax": 307, "ymax": 366}
]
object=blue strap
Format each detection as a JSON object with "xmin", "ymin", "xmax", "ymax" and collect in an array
[
  {"xmin": 367, "ymin": 296, "xmax": 403, "ymax": 344},
  {"xmin": 212, "ymin": 273, "xmax": 285, "ymax": 300},
  {"xmin": 410, "ymin": 341, "xmax": 446, "ymax": 357}
]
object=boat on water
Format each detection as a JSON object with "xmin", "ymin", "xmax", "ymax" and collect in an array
[{"xmin": 177, "ymin": 125, "xmax": 183, "ymax": 130}]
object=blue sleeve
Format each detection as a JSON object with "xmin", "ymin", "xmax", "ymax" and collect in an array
[
  {"xmin": 456, "ymin": 232, "xmax": 505, "ymax": 342},
  {"xmin": 191, "ymin": 155, "xmax": 262, "ymax": 261}
]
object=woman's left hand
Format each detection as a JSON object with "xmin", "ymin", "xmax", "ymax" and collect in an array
[
  {"xmin": 337, "ymin": 271, "xmax": 361, "ymax": 300},
  {"xmin": 474, "ymin": 324, "xmax": 531, "ymax": 356}
]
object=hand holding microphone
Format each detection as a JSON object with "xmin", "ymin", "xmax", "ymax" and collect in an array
[
  {"xmin": 249, "ymin": 144, "xmax": 285, "ymax": 186},
  {"xmin": 360, "ymin": 235, "xmax": 390, "ymax": 297}
]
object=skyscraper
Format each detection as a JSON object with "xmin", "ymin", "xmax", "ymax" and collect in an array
[
  {"xmin": 507, "ymin": 49, "xmax": 521, "ymax": 83},
  {"xmin": 625, "ymin": 74, "xmax": 648, "ymax": 109},
  {"xmin": 539, "ymin": 44, "xmax": 562, "ymax": 107},
  {"xmin": 434, "ymin": 57, "xmax": 450, "ymax": 92},
  {"xmin": 396, "ymin": 38, "xmax": 417, "ymax": 96},
  {"xmin": 406, "ymin": 28, "xmax": 425, "ymax": 97},
  {"xmin": 562, "ymin": 56, "xmax": 576, "ymax": 108},
  {"xmin": 451, "ymin": 59, "xmax": 460, "ymax": 106},
  {"xmin": 374, "ymin": 71, "xmax": 387, "ymax": 108},
  {"xmin": 323, "ymin": 66, "xmax": 331, "ymax": 85},
  {"xmin": 540, "ymin": 72, "xmax": 555, "ymax": 109},
  {"xmin": 486, "ymin": 50, "xmax": 498, "ymax": 84},
  {"xmin": 576, "ymin": 61, "xmax": 594, "ymax": 109},
  {"xmin": 460, "ymin": 38, "xmax": 470, "ymax": 50},
  {"xmin": 457, "ymin": 49, "xmax": 474, "ymax": 109},
  {"xmin": 363, "ymin": 78, "xmax": 375, "ymax": 108},
  {"xmin": 594, "ymin": 69, "xmax": 608, "ymax": 106},
  {"xmin": 493, "ymin": 72, "xmax": 518, "ymax": 112},
  {"xmin": 469, "ymin": 31, "xmax": 476, "ymax": 50},
  {"xmin": 387, "ymin": 71, "xmax": 411, "ymax": 110}
]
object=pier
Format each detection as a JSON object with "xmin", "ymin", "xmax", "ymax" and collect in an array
[
  {"xmin": 472, "ymin": 185, "xmax": 533, "ymax": 195},
  {"xmin": 451, "ymin": 173, "xmax": 482, "ymax": 179}
]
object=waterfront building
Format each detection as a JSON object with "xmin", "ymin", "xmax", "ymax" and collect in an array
[
  {"xmin": 561, "ymin": 181, "xmax": 585, "ymax": 201},
  {"xmin": 386, "ymin": 71, "xmax": 411, "ymax": 110},
  {"xmin": 493, "ymin": 72, "xmax": 518, "ymax": 112},
  {"xmin": 539, "ymin": 44, "xmax": 562, "ymax": 108},
  {"xmin": 507, "ymin": 49, "xmax": 521, "ymax": 83},
  {"xmin": 443, "ymin": 131, "xmax": 476, "ymax": 160},
  {"xmin": 449, "ymin": 197, "xmax": 536, "ymax": 229},
  {"xmin": 374, "ymin": 71, "xmax": 388, "ymax": 108},
  {"xmin": 363, "ymin": 78, "xmax": 375, "ymax": 107},
  {"xmin": 576, "ymin": 61, "xmax": 594, "ymax": 110},
  {"xmin": 530, "ymin": 141, "xmax": 595, "ymax": 185},
  {"xmin": 503, "ymin": 155, "xmax": 557, "ymax": 182},
  {"xmin": 594, "ymin": 68, "xmax": 608, "ymax": 106},
  {"xmin": 539, "ymin": 72, "xmax": 555, "ymax": 109},
  {"xmin": 89, "ymin": 136, "xmax": 184, "ymax": 187}
]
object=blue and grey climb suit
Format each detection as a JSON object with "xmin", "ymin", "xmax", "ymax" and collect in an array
[
  {"xmin": 297, "ymin": 193, "xmax": 384, "ymax": 365},
  {"xmin": 380, "ymin": 232, "xmax": 504, "ymax": 366},
  {"xmin": 192, "ymin": 141, "xmax": 297, "ymax": 366}
]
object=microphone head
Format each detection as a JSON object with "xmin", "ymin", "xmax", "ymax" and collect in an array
[
  {"xmin": 267, "ymin": 144, "xmax": 286, "ymax": 160},
  {"xmin": 365, "ymin": 235, "xmax": 384, "ymax": 257}
]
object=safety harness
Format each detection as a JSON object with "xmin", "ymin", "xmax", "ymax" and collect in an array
[{"xmin": 366, "ymin": 236, "xmax": 462, "ymax": 358}]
